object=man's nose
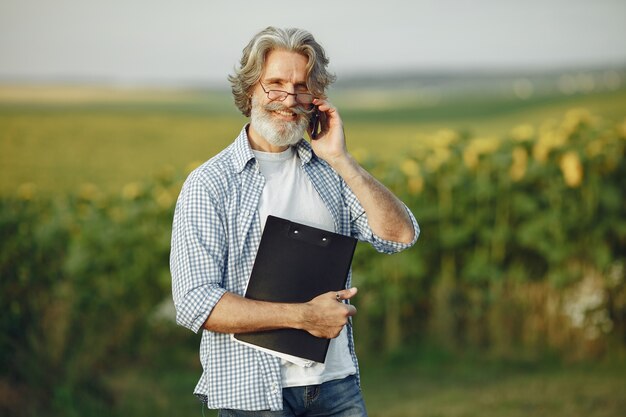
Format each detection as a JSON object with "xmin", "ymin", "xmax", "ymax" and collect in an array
[{"xmin": 282, "ymin": 92, "xmax": 298, "ymax": 107}]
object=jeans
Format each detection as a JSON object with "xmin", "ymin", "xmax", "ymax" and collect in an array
[{"xmin": 217, "ymin": 375, "xmax": 368, "ymax": 417}]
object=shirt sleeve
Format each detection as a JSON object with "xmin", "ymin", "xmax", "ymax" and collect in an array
[
  {"xmin": 341, "ymin": 178, "xmax": 420, "ymax": 254},
  {"xmin": 170, "ymin": 175, "xmax": 228, "ymax": 333}
]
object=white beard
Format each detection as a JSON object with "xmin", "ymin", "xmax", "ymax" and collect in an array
[{"xmin": 250, "ymin": 96, "xmax": 309, "ymax": 148}]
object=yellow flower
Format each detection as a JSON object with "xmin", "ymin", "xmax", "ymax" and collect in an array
[
  {"xmin": 433, "ymin": 129, "xmax": 459, "ymax": 147},
  {"xmin": 408, "ymin": 176, "xmax": 424, "ymax": 194},
  {"xmin": 618, "ymin": 119, "xmax": 626, "ymax": 139},
  {"xmin": 155, "ymin": 187, "xmax": 175, "ymax": 209},
  {"xmin": 418, "ymin": 129, "xmax": 459, "ymax": 153},
  {"xmin": 471, "ymin": 137, "xmax": 500, "ymax": 154},
  {"xmin": 463, "ymin": 147, "xmax": 479, "ymax": 170},
  {"xmin": 399, "ymin": 158, "xmax": 425, "ymax": 194},
  {"xmin": 533, "ymin": 129, "xmax": 567, "ymax": 163},
  {"xmin": 585, "ymin": 139, "xmax": 604, "ymax": 158},
  {"xmin": 532, "ymin": 141, "xmax": 549, "ymax": 163},
  {"xmin": 79, "ymin": 183, "xmax": 99, "ymax": 201},
  {"xmin": 510, "ymin": 124, "xmax": 535, "ymax": 142},
  {"xmin": 559, "ymin": 151, "xmax": 584, "ymax": 188},
  {"xmin": 400, "ymin": 159, "xmax": 420, "ymax": 177},
  {"xmin": 426, "ymin": 147, "xmax": 451, "ymax": 172},
  {"xmin": 559, "ymin": 108, "xmax": 597, "ymax": 142},
  {"xmin": 122, "ymin": 182, "xmax": 142, "ymax": 200},
  {"xmin": 509, "ymin": 146, "xmax": 528, "ymax": 182},
  {"xmin": 462, "ymin": 137, "xmax": 500, "ymax": 170},
  {"xmin": 562, "ymin": 108, "xmax": 592, "ymax": 132},
  {"xmin": 17, "ymin": 183, "xmax": 37, "ymax": 200}
]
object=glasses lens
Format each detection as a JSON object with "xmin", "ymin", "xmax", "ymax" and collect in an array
[
  {"xmin": 296, "ymin": 93, "xmax": 314, "ymax": 104},
  {"xmin": 265, "ymin": 87, "xmax": 314, "ymax": 104},
  {"xmin": 268, "ymin": 90, "xmax": 287, "ymax": 101}
]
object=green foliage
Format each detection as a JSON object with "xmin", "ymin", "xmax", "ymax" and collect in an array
[
  {"xmin": 1, "ymin": 107, "xmax": 625, "ymax": 415},
  {"xmin": 353, "ymin": 109, "xmax": 626, "ymax": 357},
  {"xmin": 0, "ymin": 175, "xmax": 179, "ymax": 416}
]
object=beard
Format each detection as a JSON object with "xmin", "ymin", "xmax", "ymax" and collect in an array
[{"xmin": 250, "ymin": 96, "xmax": 311, "ymax": 148}]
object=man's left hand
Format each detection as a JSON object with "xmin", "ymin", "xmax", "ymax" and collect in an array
[{"xmin": 308, "ymin": 98, "xmax": 349, "ymax": 166}]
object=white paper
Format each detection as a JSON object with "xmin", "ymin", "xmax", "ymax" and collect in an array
[{"xmin": 230, "ymin": 334, "xmax": 318, "ymax": 367}]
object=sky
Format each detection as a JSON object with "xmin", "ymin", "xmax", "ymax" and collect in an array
[{"xmin": 1, "ymin": 0, "xmax": 625, "ymax": 87}]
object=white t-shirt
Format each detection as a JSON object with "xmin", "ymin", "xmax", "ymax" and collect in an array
[{"xmin": 252, "ymin": 146, "xmax": 357, "ymax": 388}]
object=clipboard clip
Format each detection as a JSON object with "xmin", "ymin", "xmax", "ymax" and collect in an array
[{"xmin": 288, "ymin": 224, "xmax": 331, "ymax": 247}]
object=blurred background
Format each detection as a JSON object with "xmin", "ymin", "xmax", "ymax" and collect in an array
[{"xmin": 1, "ymin": 1, "xmax": 625, "ymax": 416}]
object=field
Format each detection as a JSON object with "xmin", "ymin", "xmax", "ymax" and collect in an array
[
  {"xmin": 107, "ymin": 338, "xmax": 626, "ymax": 417},
  {"xmin": 1, "ymin": 83, "xmax": 626, "ymax": 416},
  {"xmin": 2, "ymin": 85, "xmax": 626, "ymax": 195}
]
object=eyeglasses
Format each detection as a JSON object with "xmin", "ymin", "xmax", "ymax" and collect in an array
[{"xmin": 259, "ymin": 82, "xmax": 315, "ymax": 105}]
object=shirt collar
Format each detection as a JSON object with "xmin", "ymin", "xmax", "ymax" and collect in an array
[
  {"xmin": 232, "ymin": 124, "xmax": 315, "ymax": 173},
  {"xmin": 232, "ymin": 125, "xmax": 256, "ymax": 173},
  {"xmin": 294, "ymin": 137, "xmax": 314, "ymax": 165}
]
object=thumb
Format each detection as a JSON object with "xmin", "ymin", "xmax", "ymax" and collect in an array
[{"xmin": 336, "ymin": 287, "xmax": 358, "ymax": 302}]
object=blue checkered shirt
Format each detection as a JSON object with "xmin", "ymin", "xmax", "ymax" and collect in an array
[{"xmin": 170, "ymin": 125, "xmax": 419, "ymax": 411}]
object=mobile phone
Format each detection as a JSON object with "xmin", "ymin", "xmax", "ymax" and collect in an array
[{"xmin": 308, "ymin": 107, "xmax": 320, "ymax": 140}]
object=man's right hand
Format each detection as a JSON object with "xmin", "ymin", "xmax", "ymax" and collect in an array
[
  {"xmin": 203, "ymin": 287, "xmax": 358, "ymax": 338},
  {"xmin": 299, "ymin": 288, "xmax": 358, "ymax": 339}
]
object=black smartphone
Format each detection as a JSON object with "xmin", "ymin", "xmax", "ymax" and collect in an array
[{"xmin": 308, "ymin": 107, "xmax": 320, "ymax": 139}]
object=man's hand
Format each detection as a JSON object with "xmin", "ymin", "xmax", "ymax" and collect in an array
[
  {"xmin": 299, "ymin": 288, "xmax": 358, "ymax": 339},
  {"xmin": 308, "ymin": 98, "xmax": 349, "ymax": 166},
  {"xmin": 307, "ymin": 98, "xmax": 416, "ymax": 245},
  {"xmin": 203, "ymin": 288, "xmax": 358, "ymax": 337}
]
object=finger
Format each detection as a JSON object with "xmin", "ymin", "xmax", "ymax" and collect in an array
[
  {"xmin": 335, "ymin": 287, "xmax": 358, "ymax": 301},
  {"xmin": 345, "ymin": 304, "xmax": 357, "ymax": 317},
  {"xmin": 312, "ymin": 97, "xmax": 327, "ymax": 108},
  {"xmin": 312, "ymin": 98, "xmax": 337, "ymax": 115}
]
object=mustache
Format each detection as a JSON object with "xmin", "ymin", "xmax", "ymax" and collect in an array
[{"xmin": 263, "ymin": 101, "xmax": 315, "ymax": 116}]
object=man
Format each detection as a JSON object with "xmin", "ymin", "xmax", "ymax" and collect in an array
[{"xmin": 170, "ymin": 26, "xmax": 419, "ymax": 416}]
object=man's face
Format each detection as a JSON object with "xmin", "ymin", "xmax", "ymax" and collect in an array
[{"xmin": 249, "ymin": 49, "xmax": 312, "ymax": 148}]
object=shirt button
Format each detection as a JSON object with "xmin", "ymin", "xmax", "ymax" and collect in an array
[
  {"xmin": 304, "ymin": 361, "xmax": 313, "ymax": 368},
  {"xmin": 270, "ymin": 383, "xmax": 279, "ymax": 394}
]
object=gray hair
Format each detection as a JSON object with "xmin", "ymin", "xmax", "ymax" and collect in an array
[{"xmin": 228, "ymin": 27, "xmax": 336, "ymax": 117}]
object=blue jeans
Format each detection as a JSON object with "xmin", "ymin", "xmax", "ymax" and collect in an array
[{"xmin": 217, "ymin": 375, "xmax": 368, "ymax": 417}]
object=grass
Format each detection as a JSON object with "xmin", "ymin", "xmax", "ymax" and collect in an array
[
  {"xmin": 360, "ymin": 353, "xmax": 626, "ymax": 417},
  {"xmin": 103, "ymin": 333, "xmax": 626, "ymax": 417},
  {"xmin": 0, "ymin": 108, "xmax": 246, "ymax": 196},
  {"xmin": 1, "ymin": 85, "xmax": 625, "ymax": 196}
]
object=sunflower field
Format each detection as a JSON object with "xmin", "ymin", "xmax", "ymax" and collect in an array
[
  {"xmin": 352, "ymin": 109, "xmax": 626, "ymax": 359},
  {"xmin": 1, "ymin": 89, "xmax": 625, "ymax": 415}
]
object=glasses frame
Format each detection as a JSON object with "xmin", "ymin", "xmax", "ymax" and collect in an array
[{"xmin": 259, "ymin": 82, "xmax": 315, "ymax": 105}]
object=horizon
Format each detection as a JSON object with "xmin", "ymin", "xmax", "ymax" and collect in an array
[
  {"xmin": 2, "ymin": 0, "xmax": 626, "ymax": 89},
  {"xmin": 1, "ymin": 63, "xmax": 625, "ymax": 91}
]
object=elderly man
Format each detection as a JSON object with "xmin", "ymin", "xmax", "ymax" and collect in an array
[{"xmin": 170, "ymin": 26, "xmax": 419, "ymax": 416}]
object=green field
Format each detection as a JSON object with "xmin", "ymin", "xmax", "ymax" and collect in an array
[
  {"xmin": 2, "ymin": 84, "xmax": 625, "ymax": 417},
  {"xmin": 105, "ymin": 334, "xmax": 626, "ymax": 417},
  {"xmin": 2, "ymin": 85, "xmax": 625, "ymax": 196}
]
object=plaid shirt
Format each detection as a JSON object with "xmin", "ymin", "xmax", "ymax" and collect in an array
[{"xmin": 170, "ymin": 125, "xmax": 419, "ymax": 411}]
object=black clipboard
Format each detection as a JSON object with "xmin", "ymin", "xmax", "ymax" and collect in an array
[{"xmin": 234, "ymin": 215, "xmax": 357, "ymax": 363}]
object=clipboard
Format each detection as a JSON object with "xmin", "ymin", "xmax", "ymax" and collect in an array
[{"xmin": 233, "ymin": 215, "xmax": 357, "ymax": 363}]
